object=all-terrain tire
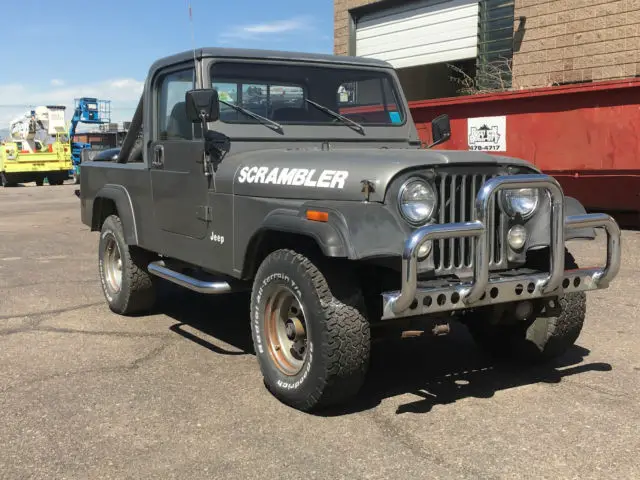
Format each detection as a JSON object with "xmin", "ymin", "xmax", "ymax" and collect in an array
[
  {"xmin": 466, "ymin": 250, "xmax": 586, "ymax": 363},
  {"xmin": 250, "ymin": 249, "xmax": 370, "ymax": 412},
  {"xmin": 98, "ymin": 214, "xmax": 157, "ymax": 315}
]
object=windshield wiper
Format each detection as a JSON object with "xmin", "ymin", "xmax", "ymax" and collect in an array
[
  {"xmin": 305, "ymin": 99, "xmax": 366, "ymax": 135},
  {"xmin": 219, "ymin": 100, "xmax": 284, "ymax": 134}
]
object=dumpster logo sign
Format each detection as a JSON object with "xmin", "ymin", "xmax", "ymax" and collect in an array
[{"xmin": 467, "ymin": 116, "xmax": 506, "ymax": 152}]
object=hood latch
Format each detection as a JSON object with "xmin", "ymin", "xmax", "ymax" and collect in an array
[{"xmin": 361, "ymin": 179, "xmax": 376, "ymax": 201}]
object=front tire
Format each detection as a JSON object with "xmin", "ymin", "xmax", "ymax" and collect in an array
[
  {"xmin": 250, "ymin": 249, "xmax": 370, "ymax": 411},
  {"xmin": 98, "ymin": 214, "xmax": 157, "ymax": 315},
  {"xmin": 465, "ymin": 250, "xmax": 586, "ymax": 363}
]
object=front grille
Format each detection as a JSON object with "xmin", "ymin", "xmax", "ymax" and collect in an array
[{"xmin": 433, "ymin": 170, "xmax": 508, "ymax": 277}]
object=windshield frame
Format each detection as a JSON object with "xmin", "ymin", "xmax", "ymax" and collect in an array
[{"xmin": 204, "ymin": 57, "xmax": 411, "ymax": 140}]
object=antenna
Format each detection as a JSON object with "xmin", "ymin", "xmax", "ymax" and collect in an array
[{"xmin": 187, "ymin": 1, "xmax": 201, "ymax": 85}]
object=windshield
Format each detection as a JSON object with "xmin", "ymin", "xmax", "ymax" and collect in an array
[{"xmin": 210, "ymin": 61, "xmax": 405, "ymax": 127}]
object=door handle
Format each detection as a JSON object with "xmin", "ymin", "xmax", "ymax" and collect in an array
[{"xmin": 153, "ymin": 145, "xmax": 164, "ymax": 168}]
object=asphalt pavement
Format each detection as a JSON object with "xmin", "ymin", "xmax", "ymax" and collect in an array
[{"xmin": 1, "ymin": 183, "xmax": 638, "ymax": 479}]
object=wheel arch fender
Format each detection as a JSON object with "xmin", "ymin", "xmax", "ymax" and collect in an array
[
  {"xmin": 240, "ymin": 208, "xmax": 355, "ymax": 279},
  {"xmin": 92, "ymin": 184, "xmax": 139, "ymax": 245},
  {"xmin": 565, "ymin": 196, "xmax": 596, "ymax": 240}
]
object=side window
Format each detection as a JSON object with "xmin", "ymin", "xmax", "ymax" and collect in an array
[{"xmin": 157, "ymin": 68, "xmax": 195, "ymax": 141}]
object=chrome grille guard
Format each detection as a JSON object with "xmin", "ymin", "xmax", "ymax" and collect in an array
[{"xmin": 382, "ymin": 174, "xmax": 621, "ymax": 320}]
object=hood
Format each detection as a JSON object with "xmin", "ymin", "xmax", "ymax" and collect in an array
[{"xmin": 217, "ymin": 147, "xmax": 539, "ymax": 202}]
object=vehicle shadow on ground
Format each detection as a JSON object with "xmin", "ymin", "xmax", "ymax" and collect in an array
[
  {"xmin": 326, "ymin": 323, "xmax": 612, "ymax": 416},
  {"xmin": 158, "ymin": 287, "xmax": 612, "ymax": 416},
  {"xmin": 158, "ymin": 286, "xmax": 255, "ymax": 356}
]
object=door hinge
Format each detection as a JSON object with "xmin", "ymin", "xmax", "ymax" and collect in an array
[{"xmin": 196, "ymin": 205, "xmax": 212, "ymax": 222}]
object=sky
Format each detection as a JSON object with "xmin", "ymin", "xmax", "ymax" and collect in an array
[{"xmin": 0, "ymin": 0, "xmax": 334, "ymax": 133}]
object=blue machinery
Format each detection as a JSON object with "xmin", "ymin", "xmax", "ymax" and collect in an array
[{"xmin": 68, "ymin": 97, "xmax": 111, "ymax": 182}]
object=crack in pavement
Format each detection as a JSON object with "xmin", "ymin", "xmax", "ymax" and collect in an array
[
  {"xmin": 1, "ymin": 279, "xmax": 98, "ymax": 290},
  {"xmin": 0, "ymin": 325, "xmax": 170, "ymax": 339},
  {"xmin": 0, "ymin": 301, "xmax": 105, "ymax": 321},
  {"xmin": 0, "ymin": 302, "xmax": 170, "ymax": 340},
  {"xmin": 369, "ymin": 408, "xmax": 499, "ymax": 480},
  {"xmin": 0, "ymin": 340, "xmax": 174, "ymax": 395},
  {"xmin": 562, "ymin": 377, "xmax": 636, "ymax": 401}
]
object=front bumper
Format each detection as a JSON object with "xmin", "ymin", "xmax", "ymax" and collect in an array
[{"xmin": 381, "ymin": 174, "xmax": 621, "ymax": 320}]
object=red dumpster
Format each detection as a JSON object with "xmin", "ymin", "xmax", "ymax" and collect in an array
[{"xmin": 409, "ymin": 78, "xmax": 640, "ymax": 225}]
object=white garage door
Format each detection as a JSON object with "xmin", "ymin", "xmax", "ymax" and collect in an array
[{"xmin": 355, "ymin": 0, "xmax": 480, "ymax": 69}]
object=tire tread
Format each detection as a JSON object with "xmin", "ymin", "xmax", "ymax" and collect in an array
[
  {"xmin": 101, "ymin": 215, "xmax": 156, "ymax": 315},
  {"xmin": 255, "ymin": 249, "xmax": 370, "ymax": 411}
]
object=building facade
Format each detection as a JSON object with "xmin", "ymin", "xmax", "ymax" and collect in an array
[{"xmin": 334, "ymin": 0, "xmax": 640, "ymax": 101}]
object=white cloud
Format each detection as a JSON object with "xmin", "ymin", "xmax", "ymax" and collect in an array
[
  {"xmin": 218, "ymin": 16, "xmax": 312, "ymax": 42},
  {"xmin": 0, "ymin": 78, "xmax": 144, "ymax": 134},
  {"xmin": 50, "ymin": 79, "xmax": 65, "ymax": 87}
]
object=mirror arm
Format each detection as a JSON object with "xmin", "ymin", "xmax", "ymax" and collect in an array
[
  {"xmin": 423, "ymin": 133, "xmax": 450, "ymax": 149},
  {"xmin": 199, "ymin": 111, "xmax": 213, "ymax": 177}
]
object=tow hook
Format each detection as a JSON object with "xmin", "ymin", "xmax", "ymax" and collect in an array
[{"xmin": 432, "ymin": 322, "xmax": 450, "ymax": 336}]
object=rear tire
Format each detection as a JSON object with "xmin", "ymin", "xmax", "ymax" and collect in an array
[
  {"xmin": 98, "ymin": 214, "xmax": 157, "ymax": 315},
  {"xmin": 47, "ymin": 174, "xmax": 66, "ymax": 185},
  {"xmin": 250, "ymin": 249, "xmax": 370, "ymax": 411}
]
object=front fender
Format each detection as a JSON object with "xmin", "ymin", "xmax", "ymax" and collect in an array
[
  {"xmin": 260, "ymin": 207, "xmax": 354, "ymax": 258},
  {"xmin": 527, "ymin": 195, "xmax": 596, "ymax": 250},
  {"xmin": 564, "ymin": 196, "xmax": 596, "ymax": 240},
  {"xmin": 93, "ymin": 184, "xmax": 139, "ymax": 245},
  {"xmin": 240, "ymin": 200, "xmax": 409, "ymax": 266},
  {"xmin": 294, "ymin": 200, "xmax": 410, "ymax": 259}
]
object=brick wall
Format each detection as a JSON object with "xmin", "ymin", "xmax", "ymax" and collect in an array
[
  {"xmin": 334, "ymin": 0, "xmax": 383, "ymax": 55},
  {"xmin": 513, "ymin": 0, "xmax": 640, "ymax": 88},
  {"xmin": 334, "ymin": 0, "xmax": 640, "ymax": 90}
]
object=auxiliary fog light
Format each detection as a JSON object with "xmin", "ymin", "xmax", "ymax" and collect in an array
[
  {"xmin": 417, "ymin": 240, "xmax": 432, "ymax": 260},
  {"xmin": 507, "ymin": 225, "xmax": 527, "ymax": 250}
]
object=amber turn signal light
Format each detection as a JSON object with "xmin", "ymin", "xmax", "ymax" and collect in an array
[{"xmin": 306, "ymin": 210, "xmax": 329, "ymax": 222}]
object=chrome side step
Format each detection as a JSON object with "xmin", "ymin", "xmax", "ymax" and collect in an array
[{"xmin": 147, "ymin": 261, "xmax": 232, "ymax": 294}]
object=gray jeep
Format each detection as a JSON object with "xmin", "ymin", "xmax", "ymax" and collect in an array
[{"xmin": 79, "ymin": 47, "xmax": 621, "ymax": 412}]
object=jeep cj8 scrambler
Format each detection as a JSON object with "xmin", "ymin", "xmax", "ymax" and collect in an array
[{"xmin": 79, "ymin": 48, "xmax": 621, "ymax": 412}]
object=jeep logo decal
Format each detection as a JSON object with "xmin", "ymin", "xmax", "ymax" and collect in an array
[{"xmin": 237, "ymin": 166, "xmax": 349, "ymax": 189}]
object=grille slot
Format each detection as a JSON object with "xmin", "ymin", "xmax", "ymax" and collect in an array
[{"xmin": 433, "ymin": 172, "xmax": 507, "ymax": 277}]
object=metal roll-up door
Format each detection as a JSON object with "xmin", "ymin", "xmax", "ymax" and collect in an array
[{"xmin": 355, "ymin": 0, "xmax": 480, "ymax": 69}]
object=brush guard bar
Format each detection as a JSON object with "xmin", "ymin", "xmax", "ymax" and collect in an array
[{"xmin": 382, "ymin": 174, "xmax": 621, "ymax": 320}]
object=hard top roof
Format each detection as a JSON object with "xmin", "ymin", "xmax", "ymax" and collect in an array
[{"xmin": 148, "ymin": 47, "xmax": 393, "ymax": 73}]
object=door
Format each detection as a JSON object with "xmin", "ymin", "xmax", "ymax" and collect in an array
[
  {"xmin": 355, "ymin": 0, "xmax": 479, "ymax": 69},
  {"xmin": 150, "ymin": 65, "xmax": 210, "ymax": 240}
]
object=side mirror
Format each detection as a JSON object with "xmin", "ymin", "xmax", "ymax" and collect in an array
[
  {"xmin": 428, "ymin": 114, "xmax": 451, "ymax": 148},
  {"xmin": 185, "ymin": 88, "xmax": 220, "ymax": 123}
]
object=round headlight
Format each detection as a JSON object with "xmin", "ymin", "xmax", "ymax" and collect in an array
[
  {"xmin": 398, "ymin": 178, "xmax": 437, "ymax": 225},
  {"xmin": 500, "ymin": 188, "xmax": 539, "ymax": 219}
]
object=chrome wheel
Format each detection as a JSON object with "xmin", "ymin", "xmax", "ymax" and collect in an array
[
  {"xmin": 103, "ymin": 234, "xmax": 122, "ymax": 293},
  {"xmin": 264, "ymin": 286, "xmax": 308, "ymax": 376}
]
